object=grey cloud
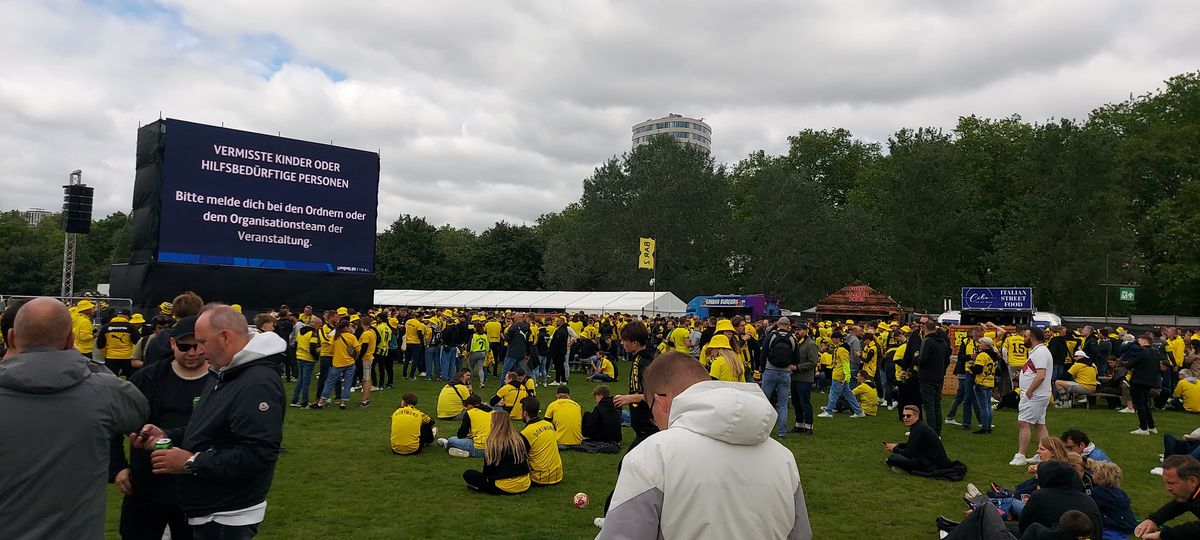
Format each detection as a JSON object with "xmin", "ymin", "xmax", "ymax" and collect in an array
[{"xmin": 2, "ymin": 0, "xmax": 1198, "ymax": 232}]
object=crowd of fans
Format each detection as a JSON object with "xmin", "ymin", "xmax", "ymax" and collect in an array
[{"xmin": 3, "ymin": 293, "xmax": 1200, "ymax": 539}]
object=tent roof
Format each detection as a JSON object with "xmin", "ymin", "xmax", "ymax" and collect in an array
[{"xmin": 372, "ymin": 289, "xmax": 688, "ymax": 315}]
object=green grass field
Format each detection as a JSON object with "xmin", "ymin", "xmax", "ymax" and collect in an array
[{"xmin": 103, "ymin": 372, "xmax": 1198, "ymax": 539}]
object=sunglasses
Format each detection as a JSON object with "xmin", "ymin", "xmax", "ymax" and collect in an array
[
  {"xmin": 902, "ymin": 414, "xmax": 916, "ymax": 419},
  {"xmin": 645, "ymin": 392, "xmax": 668, "ymax": 410},
  {"xmin": 175, "ymin": 341, "xmax": 198, "ymax": 352}
]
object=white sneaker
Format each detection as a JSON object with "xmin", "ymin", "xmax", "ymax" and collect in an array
[
  {"xmin": 887, "ymin": 402, "xmax": 897, "ymax": 411},
  {"xmin": 1130, "ymin": 428, "xmax": 1151, "ymax": 435},
  {"xmin": 1009, "ymin": 453, "xmax": 1028, "ymax": 466},
  {"xmin": 432, "ymin": 426, "xmax": 439, "ymax": 438},
  {"xmin": 436, "ymin": 438, "xmax": 448, "ymax": 449},
  {"xmin": 419, "ymin": 372, "xmax": 427, "ymax": 377},
  {"xmin": 594, "ymin": 517, "xmax": 605, "ymax": 529},
  {"xmin": 850, "ymin": 412, "xmax": 866, "ymax": 418},
  {"xmin": 819, "ymin": 406, "xmax": 828, "ymax": 413},
  {"xmin": 1150, "ymin": 466, "xmax": 1164, "ymax": 476},
  {"xmin": 817, "ymin": 412, "xmax": 834, "ymax": 418},
  {"xmin": 448, "ymin": 448, "xmax": 471, "ymax": 458},
  {"xmin": 945, "ymin": 418, "xmax": 962, "ymax": 426},
  {"xmin": 1026, "ymin": 454, "xmax": 1043, "ymax": 464},
  {"xmin": 1117, "ymin": 407, "xmax": 1135, "ymax": 413},
  {"xmin": 1149, "ymin": 428, "xmax": 1158, "ymax": 434},
  {"xmin": 965, "ymin": 482, "xmax": 982, "ymax": 499}
]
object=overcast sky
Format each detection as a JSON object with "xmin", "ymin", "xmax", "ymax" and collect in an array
[{"xmin": 3, "ymin": 0, "xmax": 1198, "ymax": 231}]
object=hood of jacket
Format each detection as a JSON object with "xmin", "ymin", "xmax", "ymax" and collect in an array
[
  {"xmin": 1037, "ymin": 460, "xmax": 1079, "ymax": 489},
  {"xmin": 0, "ymin": 347, "xmax": 92, "ymax": 394},
  {"xmin": 669, "ymin": 380, "xmax": 777, "ymax": 446},
  {"xmin": 219, "ymin": 331, "xmax": 287, "ymax": 375}
]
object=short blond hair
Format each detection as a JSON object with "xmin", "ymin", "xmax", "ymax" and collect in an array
[{"xmin": 1089, "ymin": 460, "xmax": 1123, "ymax": 487}]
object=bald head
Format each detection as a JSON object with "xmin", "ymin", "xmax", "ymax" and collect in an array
[
  {"xmin": 12, "ymin": 297, "xmax": 74, "ymax": 352},
  {"xmin": 195, "ymin": 304, "xmax": 250, "ymax": 369},
  {"xmin": 644, "ymin": 351, "xmax": 710, "ymax": 399}
]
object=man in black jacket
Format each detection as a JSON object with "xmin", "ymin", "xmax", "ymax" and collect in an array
[
  {"xmin": 1136, "ymin": 455, "xmax": 1200, "ymax": 540},
  {"xmin": 1048, "ymin": 327, "xmax": 1070, "ymax": 404},
  {"xmin": 884, "ymin": 405, "xmax": 951, "ymax": 475},
  {"xmin": 1122, "ymin": 334, "xmax": 1162, "ymax": 435},
  {"xmin": 132, "ymin": 305, "xmax": 286, "ymax": 540},
  {"xmin": 583, "ymin": 385, "xmax": 622, "ymax": 445},
  {"xmin": 917, "ymin": 321, "xmax": 950, "ymax": 435},
  {"xmin": 1019, "ymin": 460, "xmax": 1103, "ymax": 540}
]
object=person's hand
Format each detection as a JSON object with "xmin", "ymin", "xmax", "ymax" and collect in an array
[
  {"xmin": 128, "ymin": 424, "xmax": 165, "ymax": 450},
  {"xmin": 884, "ymin": 443, "xmax": 897, "ymax": 452},
  {"xmin": 789, "ymin": 364, "xmax": 797, "ymax": 372},
  {"xmin": 1133, "ymin": 519, "xmax": 1158, "ymax": 537},
  {"xmin": 1025, "ymin": 389, "xmax": 1034, "ymax": 399},
  {"xmin": 114, "ymin": 468, "xmax": 133, "ymax": 495},
  {"xmin": 1027, "ymin": 464, "xmax": 1037, "ymax": 474},
  {"xmin": 150, "ymin": 448, "xmax": 194, "ymax": 475},
  {"xmin": 613, "ymin": 395, "xmax": 637, "ymax": 407},
  {"xmin": 131, "ymin": 359, "xmax": 144, "ymax": 369}
]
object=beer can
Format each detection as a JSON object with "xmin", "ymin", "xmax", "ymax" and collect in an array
[{"xmin": 154, "ymin": 438, "xmax": 173, "ymax": 450}]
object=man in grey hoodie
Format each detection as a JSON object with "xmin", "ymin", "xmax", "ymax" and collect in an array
[{"xmin": 0, "ymin": 297, "xmax": 149, "ymax": 540}]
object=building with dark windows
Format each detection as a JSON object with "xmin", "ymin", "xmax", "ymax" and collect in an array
[{"xmin": 631, "ymin": 113, "xmax": 711, "ymax": 152}]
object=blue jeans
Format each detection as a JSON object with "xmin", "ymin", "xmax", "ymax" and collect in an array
[
  {"xmin": 447, "ymin": 437, "xmax": 485, "ymax": 457},
  {"xmin": 440, "ymin": 347, "xmax": 458, "ymax": 380},
  {"xmin": 947, "ymin": 374, "xmax": 969, "ymax": 420},
  {"xmin": 292, "ymin": 360, "xmax": 315, "ymax": 404},
  {"xmin": 825, "ymin": 379, "xmax": 862, "ymax": 414},
  {"xmin": 961, "ymin": 375, "xmax": 978, "ymax": 427},
  {"xmin": 403, "ymin": 344, "xmax": 424, "ymax": 378},
  {"xmin": 1052, "ymin": 365, "xmax": 1065, "ymax": 401},
  {"xmin": 878, "ymin": 363, "xmax": 893, "ymax": 403},
  {"xmin": 972, "ymin": 385, "xmax": 993, "ymax": 429},
  {"xmin": 532, "ymin": 355, "xmax": 548, "ymax": 381},
  {"xmin": 502, "ymin": 355, "xmax": 522, "ymax": 377},
  {"xmin": 761, "ymin": 369, "xmax": 791, "ymax": 437},
  {"xmin": 424, "ymin": 347, "xmax": 439, "ymax": 379},
  {"xmin": 321, "ymin": 364, "xmax": 356, "ymax": 401},
  {"xmin": 589, "ymin": 374, "xmax": 617, "ymax": 382},
  {"xmin": 791, "ymin": 381, "xmax": 813, "ymax": 425}
]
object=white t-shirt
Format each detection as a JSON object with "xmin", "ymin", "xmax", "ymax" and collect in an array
[{"xmin": 1020, "ymin": 343, "xmax": 1053, "ymax": 399}]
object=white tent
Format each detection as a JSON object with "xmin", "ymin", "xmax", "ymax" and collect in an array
[{"xmin": 372, "ymin": 289, "xmax": 688, "ymax": 315}]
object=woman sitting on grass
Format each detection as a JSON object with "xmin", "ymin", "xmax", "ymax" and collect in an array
[
  {"xmin": 1087, "ymin": 460, "xmax": 1138, "ymax": 540},
  {"xmin": 1015, "ymin": 437, "xmax": 1074, "ymax": 497},
  {"xmin": 462, "ymin": 411, "xmax": 530, "ymax": 495}
]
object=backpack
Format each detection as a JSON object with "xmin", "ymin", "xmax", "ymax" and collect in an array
[{"xmin": 765, "ymin": 330, "xmax": 797, "ymax": 369}]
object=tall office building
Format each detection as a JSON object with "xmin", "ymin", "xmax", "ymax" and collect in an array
[{"xmin": 631, "ymin": 113, "xmax": 711, "ymax": 152}]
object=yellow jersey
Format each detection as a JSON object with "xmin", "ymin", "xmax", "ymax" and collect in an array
[
  {"xmin": 437, "ymin": 384, "xmax": 471, "ymax": 419},
  {"xmin": 358, "ymin": 326, "xmax": 377, "ymax": 362},
  {"xmin": 317, "ymin": 326, "xmax": 334, "ymax": 357},
  {"xmin": 495, "ymin": 379, "xmax": 535, "ymax": 420},
  {"xmin": 389, "ymin": 405, "xmax": 432, "ymax": 455},
  {"xmin": 295, "ymin": 326, "xmax": 317, "ymax": 362},
  {"xmin": 484, "ymin": 321, "xmax": 502, "ymax": 342},
  {"xmin": 594, "ymin": 358, "xmax": 615, "ymax": 379},
  {"xmin": 969, "ymin": 351, "xmax": 997, "ymax": 389},
  {"xmin": 520, "ymin": 419, "xmax": 564, "ymax": 485},
  {"xmin": 832, "ymin": 346, "xmax": 852, "ymax": 383},
  {"xmin": 545, "ymin": 398, "xmax": 583, "ymax": 445},
  {"xmin": 1003, "ymin": 335, "xmax": 1027, "ymax": 369},
  {"xmin": 853, "ymin": 383, "xmax": 878, "ymax": 416},
  {"xmin": 461, "ymin": 406, "xmax": 492, "ymax": 449},
  {"xmin": 1067, "ymin": 362, "xmax": 1097, "ymax": 391},
  {"xmin": 709, "ymin": 354, "xmax": 741, "ymax": 382},
  {"xmin": 404, "ymin": 319, "xmax": 426, "ymax": 345},
  {"xmin": 97, "ymin": 316, "xmax": 136, "ymax": 360},
  {"xmin": 72, "ymin": 312, "xmax": 95, "ymax": 354},
  {"xmin": 1173, "ymin": 378, "xmax": 1200, "ymax": 413},
  {"xmin": 668, "ymin": 327, "xmax": 690, "ymax": 353},
  {"xmin": 331, "ymin": 332, "xmax": 360, "ymax": 368}
]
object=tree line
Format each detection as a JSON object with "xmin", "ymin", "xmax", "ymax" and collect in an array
[{"xmin": 3, "ymin": 72, "xmax": 1196, "ymax": 315}]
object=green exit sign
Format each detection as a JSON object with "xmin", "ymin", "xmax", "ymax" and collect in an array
[{"xmin": 1119, "ymin": 287, "xmax": 1136, "ymax": 302}]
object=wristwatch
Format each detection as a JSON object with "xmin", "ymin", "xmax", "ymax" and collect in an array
[{"xmin": 183, "ymin": 453, "xmax": 199, "ymax": 476}]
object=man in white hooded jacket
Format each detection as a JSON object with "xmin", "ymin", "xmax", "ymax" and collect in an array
[{"xmin": 598, "ymin": 352, "xmax": 812, "ymax": 539}]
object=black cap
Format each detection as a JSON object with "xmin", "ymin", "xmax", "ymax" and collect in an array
[
  {"xmin": 150, "ymin": 315, "xmax": 173, "ymax": 326},
  {"xmin": 172, "ymin": 315, "xmax": 199, "ymax": 339}
]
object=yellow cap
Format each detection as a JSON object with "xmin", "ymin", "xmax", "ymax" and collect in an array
[
  {"xmin": 388, "ymin": 317, "xmax": 399, "ymax": 326},
  {"xmin": 350, "ymin": 314, "xmax": 360, "ymax": 322},
  {"xmin": 901, "ymin": 325, "xmax": 911, "ymax": 333},
  {"xmin": 231, "ymin": 304, "xmax": 242, "ymax": 313},
  {"xmin": 707, "ymin": 334, "xmax": 733, "ymax": 350},
  {"xmin": 845, "ymin": 319, "xmax": 855, "ymax": 324},
  {"xmin": 714, "ymin": 319, "xmax": 735, "ymax": 333},
  {"xmin": 129, "ymin": 313, "xmax": 146, "ymax": 324},
  {"xmin": 158, "ymin": 301, "xmax": 173, "ymax": 314},
  {"xmin": 76, "ymin": 299, "xmax": 95, "ymax": 311},
  {"xmin": 443, "ymin": 309, "xmax": 453, "ymax": 317},
  {"xmin": 337, "ymin": 307, "xmax": 348, "ymax": 315}
]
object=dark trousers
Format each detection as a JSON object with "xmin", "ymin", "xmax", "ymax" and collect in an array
[
  {"xmin": 1131, "ymin": 383, "xmax": 1156, "ymax": 430},
  {"xmin": 1165, "ymin": 434, "xmax": 1200, "ymax": 458},
  {"xmin": 316, "ymin": 356, "xmax": 341, "ymax": 400},
  {"xmin": 944, "ymin": 502, "xmax": 1020, "ymax": 540},
  {"xmin": 919, "ymin": 377, "xmax": 944, "ymax": 434},
  {"xmin": 375, "ymin": 350, "xmax": 395, "ymax": 386},
  {"xmin": 885, "ymin": 452, "xmax": 922, "ymax": 473},
  {"xmin": 553, "ymin": 353, "xmax": 568, "ymax": 383},
  {"xmin": 119, "ymin": 496, "xmax": 191, "ymax": 540},
  {"xmin": 490, "ymin": 342, "xmax": 505, "ymax": 376},
  {"xmin": 1157, "ymin": 367, "xmax": 1178, "ymax": 408},
  {"xmin": 463, "ymin": 470, "xmax": 519, "ymax": 495},
  {"xmin": 283, "ymin": 347, "xmax": 298, "ymax": 380},
  {"xmin": 403, "ymin": 344, "xmax": 424, "ymax": 378},
  {"xmin": 191, "ymin": 522, "xmax": 260, "ymax": 540},
  {"xmin": 791, "ymin": 380, "xmax": 813, "ymax": 425},
  {"xmin": 108, "ymin": 359, "xmax": 137, "ymax": 379}
]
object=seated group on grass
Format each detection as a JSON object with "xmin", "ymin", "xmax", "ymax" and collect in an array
[
  {"xmin": 387, "ymin": 367, "xmax": 624, "ymax": 494},
  {"xmin": 929, "ymin": 424, "xmax": 1200, "ymax": 540}
]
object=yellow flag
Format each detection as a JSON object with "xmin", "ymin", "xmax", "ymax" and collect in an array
[{"xmin": 638, "ymin": 237, "xmax": 655, "ymax": 269}]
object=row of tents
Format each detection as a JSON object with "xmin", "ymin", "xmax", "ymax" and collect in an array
[{"xmin": 372, "ymin": 289, "xmax": 689, "ymax": 316}]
